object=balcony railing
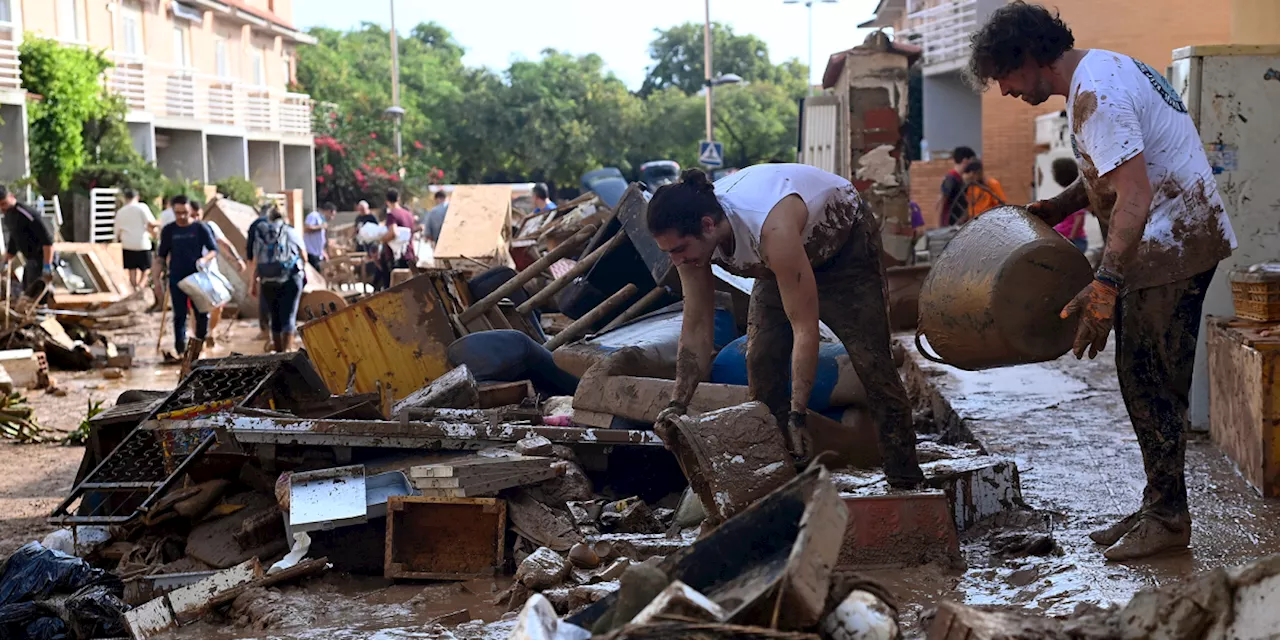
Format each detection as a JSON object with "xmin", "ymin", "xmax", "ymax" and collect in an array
[
  {"xmin": 101, "ymin": 53, "xmax": 313, "ymax": 137},
  {"xmin": 164, "ymin": 70, "xmax": 197, "ymax": 120},
  {"xmin": 243, "ymin": 85, "xmax": 273, "ymax": 132},
  {"xmin": 106, "ymin": 54, "xmax": 148, "ymax": 111},
  {"xmin": 0, "ymin": 28, "xmax": 22, "ymax": 92},
  {"xmin": 207, "ymin": 80, "xmax": 238, "ymax": 126},
  {"xmin": 897, "ymin": 0, "xmax": 977, "ymax": 74}
]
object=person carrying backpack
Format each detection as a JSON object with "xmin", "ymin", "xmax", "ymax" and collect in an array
[{"xmin": 245, "ymin": 206, "xmax": 306, "ymax": 353}]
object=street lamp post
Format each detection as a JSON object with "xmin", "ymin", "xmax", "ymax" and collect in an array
[
  {"xmin": 702, "ymin": 1, "xmax": 743, "ymax": 149},
  {"xmin": 388, "ymin": 0, "xmax": 403, "ymax": 160},
  {"xmin": 703, "ymin": 0, "xmax": 713, "ymax": 142},
  {"xmin": 784, "ymin": 0, "xmax": 839, "ymax": 96}
]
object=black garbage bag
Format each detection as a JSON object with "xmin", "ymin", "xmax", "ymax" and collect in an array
[
  {"xmin": 23, "ymin": 615, "xmax": 68, "ymax": 640},
  {"xmin": 63, "ymin": 584, "xmax": 127, "ymax": 638},
  {"xmin": 0, "ymin": 543, "xmax": 126, "ymax": 639}
]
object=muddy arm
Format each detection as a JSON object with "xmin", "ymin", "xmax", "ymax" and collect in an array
[
  {"xmin": 1098, "ymin": 153, "xmax": 1153, "ymax": 277},
  {"xmin": 669, "ymin": 264, "xmax": 716, "ymax": 409},
  {"xmin": 1033, "ymin": 178, "xmax": 1090, "ymax": 227}
]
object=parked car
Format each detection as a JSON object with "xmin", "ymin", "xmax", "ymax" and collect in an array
[
  {"xmin": 580, "ymin": 168, "xmax": 628, "ymax": 208},
  {"xmin": 638, "ymin": 160, "xmax": 681, "ymax": 190}
]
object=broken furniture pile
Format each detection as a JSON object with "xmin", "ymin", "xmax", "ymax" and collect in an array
[{"xmin": 0, "ymin": 287, "xmax": 139, "ymax": 443}]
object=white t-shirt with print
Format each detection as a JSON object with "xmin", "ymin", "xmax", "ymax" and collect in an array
[
  {"xmin": 113, "ymin": 202, "xmax": 154, "ymax": 251},
  {"xmin": 710, "ymin": 163, "xmax": 865, "ymax": 279},
  {"xmin": 1068, "ymin": 49, "xmax": 1236, "ymax": 290}
]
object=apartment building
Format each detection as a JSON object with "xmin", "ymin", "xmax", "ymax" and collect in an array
[
  {"xmin": 863, "ymin": 0, "xmax": 1275, "ymax": 209},
  {"xmin": 1, "ymin": 0, "xmax": 316, "ymax": 207}
]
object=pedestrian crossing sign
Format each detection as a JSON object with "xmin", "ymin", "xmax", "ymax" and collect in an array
[{"xmin": 698, "ymin": 141, "xmax": 724, "ymax": 168}]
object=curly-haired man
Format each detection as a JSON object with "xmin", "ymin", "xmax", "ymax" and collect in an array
[{"xmin": 968, "ymin": 2, "xmax": 1236, "ymax": 561}]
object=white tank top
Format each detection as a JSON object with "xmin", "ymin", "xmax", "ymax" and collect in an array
[{"xmin": 710, "ymin": 164, "xmax": 864, "ymax": 278}]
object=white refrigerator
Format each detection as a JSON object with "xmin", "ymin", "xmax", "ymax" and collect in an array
[{"xmin": 1169, "ymin": 44, "xmax": 1280, "ymax": 429}]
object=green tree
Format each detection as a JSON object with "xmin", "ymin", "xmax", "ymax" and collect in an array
[
  {"xmin": 713, "ymin": 83, "xmax": 800, "ymax": 168},
  {"xmin": 18, "ymin": 36, "xmax": 116, "ymax": 194},
  {"xmin": 640, "ymin": 22, "xmax": 803, "ymax": 97}
]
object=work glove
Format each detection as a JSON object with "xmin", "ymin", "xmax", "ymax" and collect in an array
[
  {"xmin": 40, "ymin": 264, "xmax": 53, "ymax": 284},
  {"xmin": 654, "ymin": 401, "xmax": 687, "ymax": 449},
  {"xmin": 784, "ymin": 410, "xmax": 812, "ymax": 466},
  {"xmin": 1060, "ymin": 279, "xmax": 1119, "ymax": 359}
]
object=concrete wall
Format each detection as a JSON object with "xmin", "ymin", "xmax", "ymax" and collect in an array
[
  {"xmin": 282, "ymin": 144, "xmax": 314, "ymax": 210},
  {"xmin": 207, "ymin": 135, "xmax": 247, "ymax": 182},
  {"xmin": 128, "ymin": 121, "xmax": 155, "ymax": 162},
  {"xmin": 922, "ymin": 72, "xmax": 982, "ymax": 159},
  {"xmin": 248, "ymin": 140, "xmax": 283, "ymax": 192},
  {"xmin": 155, "ymin": 128, "xmax": 205, "ymax": 182},
  {"xmin": 0, "ymin": 103, "xmax": 28, "ymax": 186}
]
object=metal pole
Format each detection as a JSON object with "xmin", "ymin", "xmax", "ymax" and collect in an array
[
  {"xmin": 807, "ymin": 0, "xmax": 815, "ymax": 97},
  {"xmin": 389, "ymin": 0, "xmax": 403, "ymax": 159},
  {"xmin": 704, "ymin": 0, "xmax": 713, "ymax": 142}
]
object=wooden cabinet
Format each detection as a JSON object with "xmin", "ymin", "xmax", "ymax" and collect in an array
[{"xmin": 1207, "ymin": 316, "xmax": 1280, "ymax": 497}]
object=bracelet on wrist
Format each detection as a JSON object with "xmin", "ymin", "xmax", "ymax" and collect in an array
[{"xmin": 1094, "ymin": 267, "xmax": 1124, "ymax": 290}]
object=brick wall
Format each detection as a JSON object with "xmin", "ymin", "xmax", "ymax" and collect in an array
[
  {"xmin": 978, "ymin": 0, "xmax": 1234, "ymax": 206},
  {"xmin": 907, "ymin": 158, "xmax": 955, "ymax": 228}
]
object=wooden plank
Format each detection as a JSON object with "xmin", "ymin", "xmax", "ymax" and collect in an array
[
  {"xmin": 408, "ymin": 454, "xmax": 553, "ymax": 478},
  {"xmin": 414, "ymin": 467, "xmax": 559, "ymax": 497},
  {"xmin": 572, "ymin": 374, "xmax": 751, "ymax": 425},
  {"xmin": 413, "ymin": 465, "xmax": 556, "ymax": 489},
  {"xmin": 434, "ymin": 185, "xmax": 514, "ymax": 264}
]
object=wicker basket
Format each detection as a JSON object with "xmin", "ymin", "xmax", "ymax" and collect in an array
[{"xmin": 1231, "ymin": 265, "xmax": 1280, "ymax": 323}]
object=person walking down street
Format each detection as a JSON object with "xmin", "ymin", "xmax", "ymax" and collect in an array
[
  {"xmin": 647, "ymin": 165, "xmax": 924, "ymax": 489},
  {"xmin": 970, "ymin": 1, "xmax": 1237, "ymax": 560},
  {"xmin": 937, "ymin": 146, "xmax": 977, "ymax": 227},
  {"xmin": 961, "ymin": 161, "xmax": 1008, "ymax": 220},
  {"xmin": 304, "ymin": 202, "xmax": 335, "ymax": 272},
  {"xmin": 246, "ymin": 206, "xmax": 305, "ymax": 353},
  {"xmin": 190, "ymin": 200, "xmax": 245, "ymax": 347},
  {"xmin": 422, "ymin": 190, "xmax": 449, "ymax": 245},
  {"xmin": 113, "ymin": 188, "xmax": 157, "ymax": 291},
  {"xmin": 1049, "ymin": 158, "xmax": 1090, "ymax": 252},
  {"xmin": 0, "ymin": 184, "xmax": 55, "ymax": 300},
  {"xmin": 153, "ymin": 195, "xmax": 217, "ymax": 357},
  {"xmin": 244, "ymin": 205, "xmax": 273, "ymax": 343},
  {"xmin": 376, "ymin": 189, "xmax": 416, "ymax": 290}
]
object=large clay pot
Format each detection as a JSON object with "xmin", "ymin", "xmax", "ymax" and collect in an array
[{"xmin": 916, "ymin": 206, "xmax": 1093, "ymax": 370}]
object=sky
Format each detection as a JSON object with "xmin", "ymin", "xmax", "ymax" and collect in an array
[{"xmin": 292, "ymin": 0, "xmax": 882, "ymax": 90}]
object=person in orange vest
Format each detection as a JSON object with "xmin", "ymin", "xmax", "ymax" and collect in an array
[{"xmin": 961, "ymin": 160, "xmax": 1008, "ymax": 220}]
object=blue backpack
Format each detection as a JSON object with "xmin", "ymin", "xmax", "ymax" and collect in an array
[{"xmin": 254, "ymin": 220, "xmax": 301, "ymax": 283}]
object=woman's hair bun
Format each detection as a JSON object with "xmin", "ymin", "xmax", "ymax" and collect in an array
[{"xmin": 679, "ymin": 168, "xmax": 714, "ymax": 193}]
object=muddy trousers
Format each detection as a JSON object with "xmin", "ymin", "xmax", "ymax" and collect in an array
[
  {"xmin": 745, "ymin": 216, "xmax": 924, "ymax": 485},
  {"xmin": 1114, "ymin": 267, "xmax": 1216, "ymax": 518}
]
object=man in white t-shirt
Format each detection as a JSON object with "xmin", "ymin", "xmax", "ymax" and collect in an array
[
  {"xmin": 646, "ymin": 164, "xmax": 925, "ymax": 506},
  {"xmin": 969, "ymin": 2, "xmax": 1236, "ymax": 561},
  {"xmin": 112, "ymin": 188, "xmax": 157, "ymax": 290}
]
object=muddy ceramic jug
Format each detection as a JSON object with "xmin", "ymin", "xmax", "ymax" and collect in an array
[{"xmin": 916, "ymin": 205, "xmax": 1094, "ymax": 370}]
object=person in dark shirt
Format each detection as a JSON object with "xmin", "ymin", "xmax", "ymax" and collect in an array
[
  {"xmin": 153, "ymin": 195, "xmax": 217, "ymax": 356},
  {"xmin": 0, "ymin": 184, "xmax": 55, "ymax": 298},
  {"xmin": 245, "ymin": 205, "xmax": 273, "ymax": 341},
  {"xmin": 936, "ymin": 146, "xmax": 977, "ymax": 227}
]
